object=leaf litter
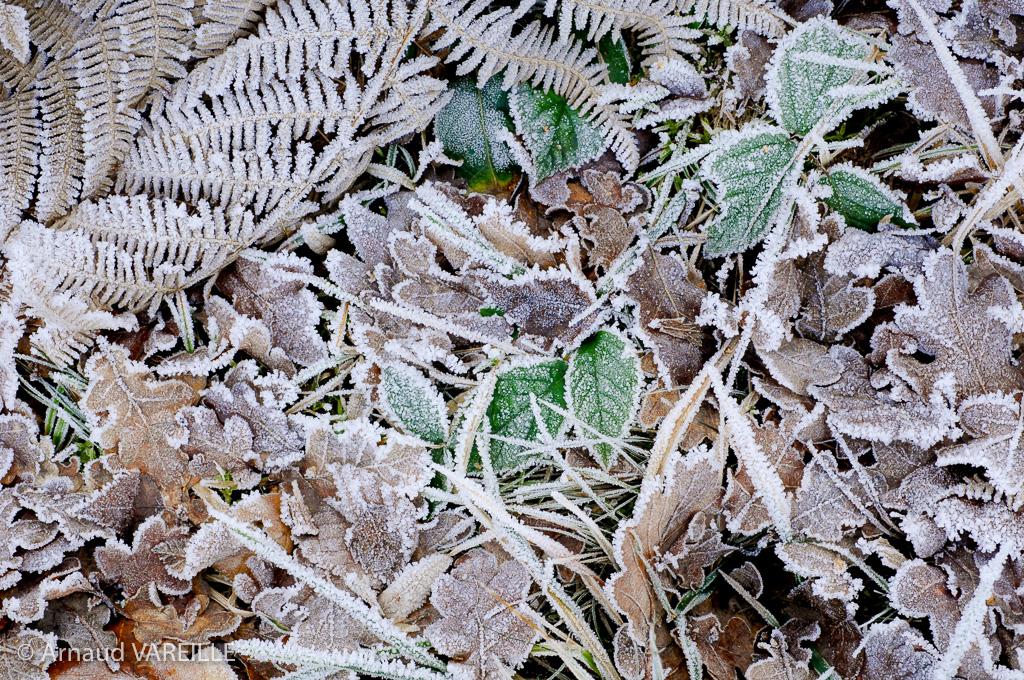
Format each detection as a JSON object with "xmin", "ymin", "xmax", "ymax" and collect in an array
[{"xmin": 5, "ymin": 2, "xmax": 1024, "ymax": 680}]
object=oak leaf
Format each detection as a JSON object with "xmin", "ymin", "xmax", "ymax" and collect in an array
[
  {"xmin": 178, "ymin": 406, "xmax": 261, "ymax": 490},
  {"xmin": 879, "ymin": 249, "xmax": 1024, "ymax": 403},
  {"xmin": 470, "ymin": 266, "xmax": 601, "ymax": 347},
  {"xmin": 39, "ymin": 594, "xmax": 119, "ymax": 670},
  {"xmin": 82, "ymin": 341, "xmax": 198, "ymax": 498},
  {"xmin": 625, "ymin": 246, "xmax": 705, "ymax": 386},
  {"xmin": 425, "ymin": 549, "xmax": 538, "ymax": 680},
  {"xmin": 608, "ymin": 446, "xmax": 724, "ymax": 643},
  {"xmin": 0, "ymin": 627, "xmax": 55, "ymax": 680},
  {"xmin": 203, "ymin": 362, "xmax": 303, "ymax": 471},
  {"xmin": 121, "ymin": 587, "xmax": 241, "ymax": 645},
  {"xmin": 95, "ymin": 516, "xmax": 191, "ymax": 598},
  {"xmin": 217, "ymin": 254, "xmax": 328, "ymax": 368}
]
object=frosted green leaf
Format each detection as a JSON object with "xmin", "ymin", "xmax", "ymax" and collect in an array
[
  {"xmin": 819, "ymin": 164, "xmax": 916, "ymax": 231},
  {"xmin": 567, "ymin": 330, "xmax": 640, "ymax": 469},
  {"xmin": 509, "ymin": 83, "xmax": 607, "ymax": 181},
  {"xmin": 435, "ymin": 76, "xmax": 517, "ymax": 192},
  {"xmin": 599, "ymin": 35, "xmax": 631, "ymax": 85},
  {"xmin": 767, "ymin": 18, "xmax": 880, "ymax": 135},
  {"xmin": 380, "ymin": 364, "xmax": 449, "ymax": 445},
  {"xmin": 701, "ymin": 125, "xmax": 798, "ymax": 256},
  {"xmin": 485, "ymin": 359, "xmax": 568, "ymax": 471}
]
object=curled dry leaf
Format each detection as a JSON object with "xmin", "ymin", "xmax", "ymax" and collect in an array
[
  {"xmin": 810, "ymin": 345, "xmax": 959, "ymax": 449},
  {"xmin": 626, "ymin": 246, "xmax": 706, "ymax": 387},
  {"xmin": 608, "ymin": 446, "xmax": 724, "ymax": 643},
  {"xmin": 470, "ymin": 266, "xmax": 601, "ymax": 348},
  {"xmin": 0, "ymin": 627, "xmax": 55, "ymax": 680},
  {"xmin": 252, "ymin": 585, "xmax": 376, "ymax": 651},
  {"xmin": 727, "ymin": 31, "xmax": 774, "ymax": 100},
  {"xmin": 688, "ymin": 611, "xmax": 757, "ymax": 680}
]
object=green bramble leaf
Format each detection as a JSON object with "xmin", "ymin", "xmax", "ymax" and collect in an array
[
  {"xmin": 567, "ymin": 330, "xmax": 641, "ymax": 469},
  {"xmin": 509, "ymin": 83, "xmax": 607, "ymax": 181},
  {"xmin": 819, "ymin": 164, "xmax": 917, "ymax": 231},
  {"xmin": 485, "ymin": 359, "xmax": 568, "ymax": 471},
  {"xmin": 380, "ymin": 364, "xmax": 449, "ymax": 445},
  {"xmin": 767, "ymin": 18, "xmax": 900, "ymax": 136},
  {"xmin": 701, "ymin": 126, "xmax": 799, "ymax": 257},
  {"xmin": 434, "ymin": 76, "xmax": 517, "ymax": 192}
]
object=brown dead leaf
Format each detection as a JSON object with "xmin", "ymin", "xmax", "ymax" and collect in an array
[
  {"xmin": 723, "ymin": 415, "xmax": 804, "ymax": 536},
  {"xmin": 82, "ymin": 341, "xmax": 198, "ymax": 500},
  {"xmin": 425, "ymin": 549, "xmax": 538, "ymax": 680},
  {"xmin": 95, "ymin": 516, "xmax": 191, "ymax": 598},
  {"xmin": 468, "ymin": 266, "xmax": 601, "ymax": 348},
  {"xmin": 218, "ymin": 254, "xmax": 329, "ymax": 368},
  {"xmin": 121, "ymin": 588, "xmax": 241, "ymax": 645},
  {"xmin": 178, "ymin": 406, "xmax": 261, "ymax": 490},
  {"xmin": 626, "ymin": 246, "xmax": 705, "ymax": 386},
  {"xmin": 608, "ymin": 446, "xmax": 724, "ymax": 643},
  {"xmin": 687, "ymin": 611, "xmax": 757, "ymax": 680}
]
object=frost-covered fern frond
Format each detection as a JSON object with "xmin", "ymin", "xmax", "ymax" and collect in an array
[
  {"xmin": 0, "ymin": 46, "xmax": 43, "ymax": 92},
  {"xmin": 5, "ymin": 0, "xmax": 86, "ymax": 63},
  {"xmin": 35, "ymin": 58, "xmax": 86, "ymax": 223},
  {"xmin": 192, "ymin": 0, "xmax": 276, "ymax": 56},
  {"xmin": 678, "ymin": 0, "xmax": 792, "ymax": 37},
  {"xmin": 174, "ymin": 0, "xmax": 390, "ymax": 102},
  {"xmin": 73, "ymin": 17, "xmax": 143, "ymax": 198},
  {"xmin": 0, "ymin": 0, "xmax": 77, "ymax": 95},
  {"xmin": 0, "ymin": 86, "xmax": 40, "ymax": 239},
  {"xmin": 69, "ymin": 0, "xmax": 196, "ymax": 197},
  {"xmin": 423, "ymin": 0, "xmax": 639, "ymax": 170},
  {"xmin": 11, "ymin": 280, "xmax": 137, "ymax": 366},
  {"xmin": 6, "ymin": 197, "xmax": 256, "ymax": 315},
  {"xmin": 120, "ymin": 0, "xmax": 447, "ymax": 238},
  {"xmin": 545, "ymin": 0, "xmax": 700, "ymax": 64},
  {"xmin": 0, "ymin": 1, "xmax": 30, "ymax": 65},
  {"xmin": 53, "ymin": 195, "xmax": 259, "ymax": 278},
  {"xmin": 119, "ymin": 73, "xmax": 357, "ymax": 219},
  {"xmin": 5, "ymin": 221, "xmax": 186, "ymax": 315},
  {"xmin": 114, "ymin": 0, "xmax": 194, "ymax": 108}
]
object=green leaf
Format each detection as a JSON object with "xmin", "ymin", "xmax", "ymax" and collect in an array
[
  {"xmin": 599, "ymin": 35, "xmax": 631, "ymax": 85},
  {"xmin": 380, "ymin": 364, "xmax": 449, "ymax": 445},
  {"xmin": 479, "ymin": 307, "xmax": 505, "ymax": 317},
  {"xmin": 509, "ymin": 83, "xmax": 607, "ymax": 181},
  {"xmin": 485, "ymin": 359, "xmax": 568, "ymax": 471},
  {"xmin": 819, "ymin": 164, "xmax": 916, "ymax": 230},
  {"xmin": 701, "ymin": 125, "xmax": 799, "ymax": 256},
  {"xmin": 567, "ymin": 330, "xmax": 640, "ymax": 469},
  {"xmin": 434, "ymin": 77, "xmax": 517, "ymax": 192},
  {"xmin": 767, "ymin": 18, "xmax": 899, "ymax": 136}
]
